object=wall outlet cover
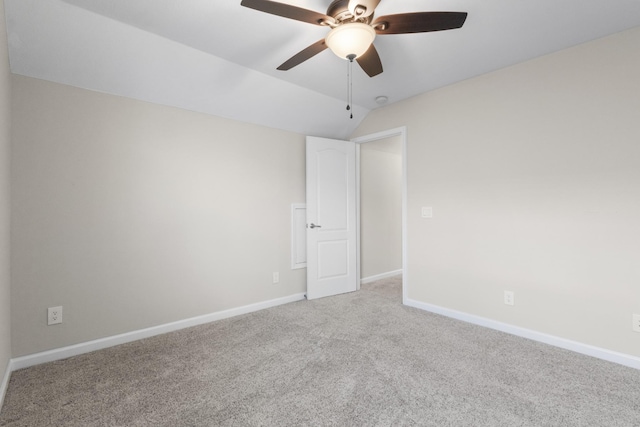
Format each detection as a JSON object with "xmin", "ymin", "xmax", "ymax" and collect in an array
[
  {"xmin": 504, "ymin": 291, "xmax": 515, "ymax": 306},
  {"xmin": 633, "ymin": 314, "xmax": 640, "ymax": 333},
  {"xmin": 48, "ymin": 306, "xmax": 63, "ymax": 325}
]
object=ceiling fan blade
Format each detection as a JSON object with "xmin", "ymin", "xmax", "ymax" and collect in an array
[
  {"xmin": 348, "ymin": 0, "xmax": 381, "ymax": 18},
  {"xmin": 373, "ymin": 12, "xmax": 467, "ymax": 35},
  {"xmin": 241, "ymin": 0, "xmax": 335, "ymax": 26},
  {"xmin": 356, "ymin": 44, "xmax": 383, "ymax": 77},
  {"xmin": 277, "ymin": 39, "xmax": 328, "ymax": 71}
]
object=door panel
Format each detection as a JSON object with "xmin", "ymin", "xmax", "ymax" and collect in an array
[
  {"xmin": 318, "ymin": 240, "xmax": 348, "ymax": 278},
  {"xmin": 317, "ymin": 149, "xmax": 348, "ymax": 230}
]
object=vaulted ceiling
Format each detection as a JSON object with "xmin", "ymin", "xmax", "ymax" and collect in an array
[{"xmin": 5, "ymin": 0, "xmax": 640, "ymax": 139}]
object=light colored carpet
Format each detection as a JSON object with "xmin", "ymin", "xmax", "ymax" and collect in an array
[{"xmin": 1, "ymin": 276, "xmax": 639, "ymax": 426}]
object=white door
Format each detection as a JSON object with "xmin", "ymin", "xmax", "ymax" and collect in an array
[{"xmin": 306, "ymin": 136, "xmax": 357, "ymax": 300}]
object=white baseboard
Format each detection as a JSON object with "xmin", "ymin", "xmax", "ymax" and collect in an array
[
  {"xmin": 361, "ymin": 269, "xmax": 403, "ymax": 285},
  {"xmin": 11, "ymin": 292, "xmax": 306, "ymax": 371},
  {"xmin": 404, "ymin": 298, "xmax": 640, "ymax": 370},
  {"xmin": 0, "ymin": 359, "xmax": 13, "ymax": 409},
  {"xmin": 9, "ymin": 291, "xmax": 637, "ymax": 387}
]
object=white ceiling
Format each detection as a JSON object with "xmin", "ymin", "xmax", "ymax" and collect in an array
[{"xmin": 5, "ymin": 0, "xmax": 640, "ymax": 139}]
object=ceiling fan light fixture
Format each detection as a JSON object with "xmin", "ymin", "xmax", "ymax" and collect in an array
[{"xmin": 325, "ymin": 22, "xmax": 376, "ymax": 60}]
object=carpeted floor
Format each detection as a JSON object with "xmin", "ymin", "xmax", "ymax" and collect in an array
[{"xmin": 1, "ymin": 276, "xmax": 639, "ymax": 426}]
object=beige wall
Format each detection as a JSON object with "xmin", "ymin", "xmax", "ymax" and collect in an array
[
  {"xmin": 360, "ymin": 137, "xmax": 402, "ymax": 279},
  {"xmin": 352, "ymin": 27, "xmax": 640, "ymax": 357},
  {"xmin": 0, "ymin": 0, "xmax": 13, "ymax": 374},
  {"xmin": 11, "ymin": 76, "xmax": 306, "ymax": 356}
]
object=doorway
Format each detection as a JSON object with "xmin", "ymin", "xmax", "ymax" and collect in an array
[{"xmin": 353, "ymin": 127, "xmax": 407, "ymax": 303}]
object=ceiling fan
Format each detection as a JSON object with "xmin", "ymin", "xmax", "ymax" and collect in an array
[{"xmin": 240, "ymin": 0, "xmax": 468, "ymax": 77}]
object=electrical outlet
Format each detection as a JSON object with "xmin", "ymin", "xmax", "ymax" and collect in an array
[
  {"xmin": 504, "ymin": 291, "xmax": 514, "ymax": 306},
  {"xmin": 48, "ymin": 306, "xmax": 63, "ymax": 325},
  {"xmin": 272, "ymin": 272, "xmax": 279, "ymax": 284},
  {"xmin": 633, "ymin": 314, "xmax": 640, "ymax": 333}
]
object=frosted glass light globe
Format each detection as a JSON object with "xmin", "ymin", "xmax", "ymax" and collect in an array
[{"xmin": 325, "ymin": 23, "xmax": 376, "ymax": 60}]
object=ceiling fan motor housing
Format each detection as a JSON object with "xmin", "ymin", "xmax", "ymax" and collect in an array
[{"xmin": 327, "ymin": 0, "xmax": 372, "ymax": 24}]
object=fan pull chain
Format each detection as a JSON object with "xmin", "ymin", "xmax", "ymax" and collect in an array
[{"xmin": 346, "ymin": 54, "xmax": 355, "ymax": 119}]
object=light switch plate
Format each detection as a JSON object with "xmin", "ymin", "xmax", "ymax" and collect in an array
[{"xmin": 421, "ymin": 207, "xmax": 433, "ymax": 218}]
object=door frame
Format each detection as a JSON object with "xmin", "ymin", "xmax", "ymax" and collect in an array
[{"xmin": 352, "ymin": 126, "xmax": 408, "ymax": 304}]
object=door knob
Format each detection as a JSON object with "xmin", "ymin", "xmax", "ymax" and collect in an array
[{"xmin": 309, "ymin": 223, "xmax": 322, "ymax": 229}]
